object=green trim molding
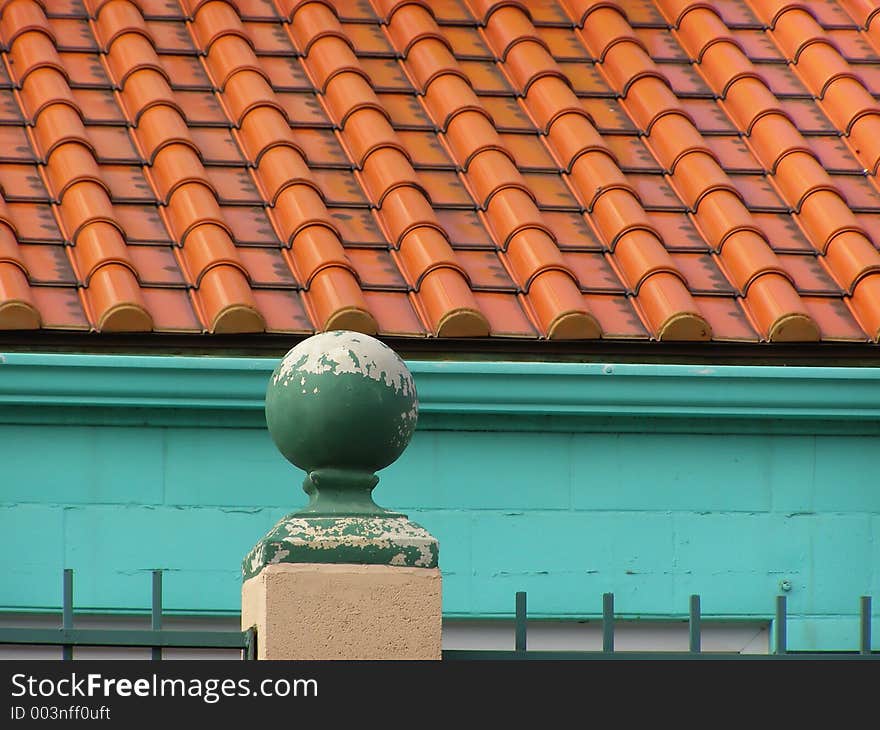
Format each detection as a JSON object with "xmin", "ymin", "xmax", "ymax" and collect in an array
[{"xmin": 3, "ymin": 352, "xmax": 880, "ymax": 429}]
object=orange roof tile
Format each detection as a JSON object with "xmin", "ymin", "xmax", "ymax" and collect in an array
[{"xmin": 2, "ymin": 0, "xmax": 880, "ymax": 344}]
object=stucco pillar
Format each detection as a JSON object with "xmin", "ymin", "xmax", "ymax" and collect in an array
[{"xmin": 241, "ymin": 331, "xmax": 441, "ymax": 660}]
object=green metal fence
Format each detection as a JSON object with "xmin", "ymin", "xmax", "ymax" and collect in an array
[
  {"xmin": 441, "ymin": 591, "xmax": 878, "ymax": 660},
  {"xmin": 0, "ymin": 570, "xmax": 255, "ymax": 660},
  {"xmin": 1, "ymin": 575, "xmax": 874, "ymax": 660}
]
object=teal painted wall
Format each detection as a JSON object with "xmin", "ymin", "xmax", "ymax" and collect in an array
[{"xmin": 1, "ymin": 355, "xmax": 878, "ymax": 651}]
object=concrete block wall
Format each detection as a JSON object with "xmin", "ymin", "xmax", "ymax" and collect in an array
[{"xmin": 2, "ymin": 421, "xmax": 878, "ymax": 650}]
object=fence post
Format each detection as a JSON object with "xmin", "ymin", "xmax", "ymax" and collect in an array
[
  {"xmin": 602, "ymin": 593, "xmax": 614, "ymax": 654},
  {"xmin": 62, "ymin": 569, "xmax": 73, "ymax": 660},
  {"xmin": 151, "ymin": 570, "xmax": 162, "ymax": 661},
  {"xmin": 689, "ymin": 595, "xmax": 701, "ymax": 654},
  {"xmin": 515, "ymin": 592, "xmax": 527, "ymax": 653},
  {"xmin": 775, "ymin": 595, "xmax": 787, "ymax": 655},
  {"xmin": 241, "ymin": 332, "xmax": 441, "ymax": 659}
]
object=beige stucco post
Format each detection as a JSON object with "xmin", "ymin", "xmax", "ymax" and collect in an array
[{"xmin": 241, "ymin": 331, "xmax": 442, "ymax": 660}]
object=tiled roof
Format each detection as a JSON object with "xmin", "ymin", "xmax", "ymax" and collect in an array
[{"xmin": 2, "ymin": 0, "xmax": 880, "ymax": 343}]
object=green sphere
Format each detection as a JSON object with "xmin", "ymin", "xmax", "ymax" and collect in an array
[{"xmin": 265, "ymin": 331, "xmax": 418, "ymax": 474}]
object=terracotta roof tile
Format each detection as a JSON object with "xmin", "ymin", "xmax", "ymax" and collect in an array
[{"xmin": 0, "ymin": 0, "xmax": 877, "ymax": 343}]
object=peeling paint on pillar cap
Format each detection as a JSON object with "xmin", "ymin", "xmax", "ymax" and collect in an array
[
  {"xmin": 247, "ymin": 331, "xmax": 438, "ymax": 575},
  {"xmin": 242, "ymin": 516, "xmax": 438, "ymax": 579}
]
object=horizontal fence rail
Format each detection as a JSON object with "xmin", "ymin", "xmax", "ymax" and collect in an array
[
  {"xmin": 0, "ymin": 570, "xmax": 255, "ymax": 660},
  {"xmin": 442, "ymin": 592, "xmax": 877, "ymax": 660}
]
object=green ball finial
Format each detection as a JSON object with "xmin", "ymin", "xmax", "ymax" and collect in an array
[
  {"xmin": 244, "ymin": 332, "xmax": 437, "ymax": 575},
  {"xmin": 265, "ymin": 331, "xmax": 418, "ymax": 516}
]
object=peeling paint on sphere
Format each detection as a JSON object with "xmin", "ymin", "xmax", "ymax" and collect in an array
[{"xmin": 272, "ymin": 329, "xmax": 415, "ymax": 397}]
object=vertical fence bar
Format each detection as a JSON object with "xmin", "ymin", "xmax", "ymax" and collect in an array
[
  {"xmin": 62, "ymin": 569, "xmax": 73, "ymax": 661},
  {"xmin": 860, "ymin": 596, "xmax": 872, "ymax": 656},
  {"xmin": 245, "ymin": 626, "xmax": 257, "ymax": 660},
  {"xmin": 775, "ymin": 595, "xmax": 787, "ymax": 655},
  {"xmin": 515, "ymin": 591, "xmax": 527, "ymax": 653},
  {"xmin": 602, "ymin": 593, "xmax": 614, "ymax": 654},
  {"xmin": 151, "ymin": 570, "xmax": 163, "ymax": 661},
  {"xmin": 689, "ymin": 595, "xmax": 701, "ymax": 654}
]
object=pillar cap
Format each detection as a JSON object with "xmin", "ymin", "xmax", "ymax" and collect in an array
[{"xmin": 242, "ymin": 516, "xmax": 438, "ymax": 580}]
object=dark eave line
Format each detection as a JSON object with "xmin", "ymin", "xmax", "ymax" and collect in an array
[{"xmin": 1, "ymin": 330, "xmax": 880, "ymax": 366}]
